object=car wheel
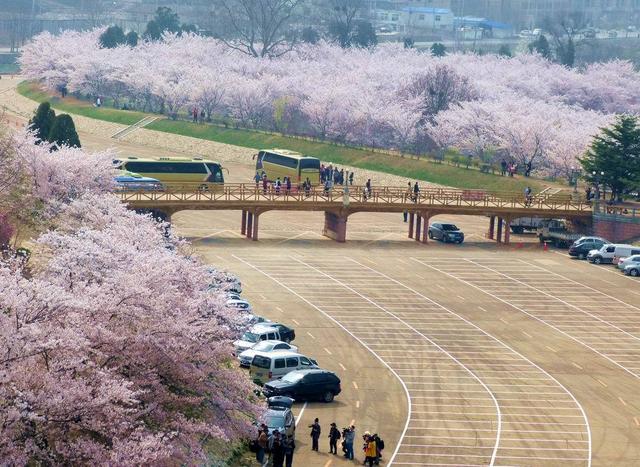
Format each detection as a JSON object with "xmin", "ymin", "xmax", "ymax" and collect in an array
[
  {"xmin": 428, "ymin": 230, "xmax": 433, "ymax": 239},
  {"xmin": 578, "ymin": 253, "xmax": 586, "ymax": 260},
  {"xmin": 458, "ymin": 240, "xmax": 463, "ymax": 244},
  {"xmin": 323, "ymin": 391, "xmax": 334, "ymax": 403},
  {"xmin": 631, "ymin": 268, "xmax": 639, "ymax": 277},
  {"xmin": 594, "ymin": 256, "xmax": 602, "ymax": 265}
]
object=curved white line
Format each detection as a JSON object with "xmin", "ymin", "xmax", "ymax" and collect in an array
[
  {"xmin": 291, "ymin": 257, "xmax": 502, "ymax": 467},
  {"xmin": 232, "ymin": 255, "xmax": 413, "ymax": 465},
  {"xmin": 411, "ymin": 257, "xmax": 592, "ymax": 467}
]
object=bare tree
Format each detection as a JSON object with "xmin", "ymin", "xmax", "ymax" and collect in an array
[
  {"xmin": 215, "ymin": 0, "xmax": 302, "ymax": 58},
  {"xmin": 327, "ymin": 0, "xmax": 363, "ymax": 48}
]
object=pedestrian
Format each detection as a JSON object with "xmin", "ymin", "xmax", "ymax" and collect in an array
[
  {"xmin": 309, "ymin": 418, "xmax": 321, "ymax": 451},
  {"xmin": 339, "ymin": 168, "xmax": 345, "ymax": 185},
  {"xmin": 275, "ymin": 177, "xmax": 282, "ymax": 195},
  {"xmin": 413, "ymin": 181, "xmax": 420, "ymax": 202},
  {"xmin": 200, "ymin": 108, "xmax": 205, "ymax": 123},
  {"xmin": 192, "ymin": 107, "xmax": 198, "ymax": 123},
  {"xmin": 283, "ymin": 435, "xmax": 295, "ymax": 467},
  {"xmin": 585, "ymin": 186, "xmax": 592, "ymax": 201},
  {"xmin": 320, "ymin": 164, "xmax": 326, "ymax": 183},
  {"xmin": 271, "ymin": 431, "xmax": 285, "ymax": 467},
  {"xmin": 262, "ymin": 173, "xmax": 268, "ymax": 194},
  {"xmin": 500, "ymin": 159, "xmax": 507, "ymax": 176},
  {"xmin": 285, "ymin": 176, "xmax": 292, "ymax": 195},
  {"xmin": 95, "ymin": 96, "xmax": 102, "ymax": 107},
  {"xmin": 305, "ymin": 177, "xmax": 311, "ymax": 197},
  {"xmin": 524, "ymin": 186, "xmax": 532, "ymax": 206},
  {"xmin": 344, "ymin": 425, "xmax": 355, "ymax": 460},
  {"xmin": 364, "ymin": 433, "xmax": 377, "ymax": 467},
  {"xmin": 365, "ymin": 179, "xmax": 372, "ymax": 200},
  {"xmin": 373, "ymin": 433, "xmax": 384, "ymax": 465},
  {"xmin": 254, "ymin": 171, "xmax": 261, "ymax": 188},
  {"xmin": 329, "ymin": 422, "xmax": 341, "ymax": 454},
  {"xmin": 349, "ymin": 171, "xmax": 354, "ymax": 186},
  {"xmin": 256, "ymin": 425, "xmax": 268, "ymax": 465}
]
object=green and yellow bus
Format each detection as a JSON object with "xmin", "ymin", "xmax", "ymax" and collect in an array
[
  {"xmin": 115, "ymin": 156, "xmax": 225, "ymax": 189},
  {"xmin": 255, "ymin": 149, "xmax": 320, "ymax": 186}
]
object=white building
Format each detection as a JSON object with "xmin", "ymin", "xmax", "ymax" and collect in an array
[{"xmin": 401, "ymin": 6, "xmax": 454, "ymax": 33}]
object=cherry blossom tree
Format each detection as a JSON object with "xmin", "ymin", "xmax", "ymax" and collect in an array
[{"xmin": 0, "ymin": 133, "xmax": 263, "ymax": 464}]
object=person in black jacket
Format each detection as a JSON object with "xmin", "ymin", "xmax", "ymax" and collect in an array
[
  {"xmin": 283, "ymin": 435, "xmax": 295, "ymax": 467},
  {"xmin": 271, "ymin": 430, "xmax": 285, "ymax": 467},
  {"xmin": 328, "ymin": 422, "xmax": 341, "ymax": 454},
  {"xmin": 309, "ymin": 418, "xmax": 321, "ymax": 451}
]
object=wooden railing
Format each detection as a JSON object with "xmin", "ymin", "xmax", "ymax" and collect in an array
[{"xmin": 115, "ymin": 183, "xmax": 592, "ymax": 212}]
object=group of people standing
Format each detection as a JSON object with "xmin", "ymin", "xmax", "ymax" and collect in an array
[
  {"xmin": 254, "ymin": 424, "xmax": 295, "ymax": 467},
  {"xmin": 320, "ymin": 164, "xmax": 353, "ymax": 187},
  {"xmin": 254, "ymin": 171, "xmax": 300, "ymax": 195},
  {"xmin": 500, "ymin": 159, "xmax": 518, "ymax": 177},
  {"xmin": 309, "ymin": 419, "xmax": 384, "ymax": 466}
]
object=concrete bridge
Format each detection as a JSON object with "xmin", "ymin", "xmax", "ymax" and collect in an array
[{"xmin": 117, "ymin": 184, "xmax": 592, "ymax": 244}]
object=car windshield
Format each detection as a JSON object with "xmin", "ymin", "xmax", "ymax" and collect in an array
[
  {"xmin": 253, "ymin": 342, "xmax": 273, "ymax": 351},
  {"xmin": 241, "ymin": 332, "xmax": 259, "ymax": 343},
  {"xmin": 265, "ymin": 414, "xmax": 285, "ymax": 428},
  {"xmin": 441, "ymin": 224, "xmax": 459, "ymax": 231},
  {"xmin": 281, "ymin": 372, "xmax": 305, "ymax": 383}
]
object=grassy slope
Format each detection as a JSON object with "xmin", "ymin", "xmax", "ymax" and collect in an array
[
  {"xmin": 18, "ymin": 81, "xmax": 560, "ymax": 192},
  {"xmin": 17, "ymin": 81, "xmax": 149, "ymax": 126}
]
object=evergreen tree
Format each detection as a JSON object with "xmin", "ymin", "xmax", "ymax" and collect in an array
[
  {"xmin": 353, "ymin": 21, "xmax": 377, "ymax": 48},
  {"xmin": 99, "ymin": 25, "xmax": 126, "ymax": 48},
  {"xmin": 430, "ymin": 42, "xmax": 446, "ymax": 57},
  {"xmin": 28, "ymin": 102, "xmax": 56, "ymax": 143},
  {"xmin": 528, "ymin": 34, "xmax": 552, "ymax": 60},
  {"xmin": 579, "ymin": 115, "xmax": 640, "ymax": 202},
  {"xmin": 125, "ymin": 30, "xmax": 139, "ymax": 47},
  {"xmin": 144, "ymin": 7, "xmax": 180, "ymax": 40},
  {"xmin": 301, "ymin": 26, "xmax": 320, "ymax": 44},
  {"xmin": 48, "ymin": 114, "xmax": 81, "ymax": 149},
  {"xmin": 497, "ymin": 44, "xmax": 512, "ymax": 57}
]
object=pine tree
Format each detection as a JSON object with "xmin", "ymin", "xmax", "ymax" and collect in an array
[
  {"xmin": 48, "ymin": 114, "xmax": 81, "ymax": 149},
  {"xmin": 28, "ymin": 102, "xmax": 56, "ymax": 143},
  {"xmin": 430, "ymin": 42, "xmax": 447, "ymax": 57},
  {"xmin": 580, "ymin": 115, "xmax": 640, "ymax": 202}
]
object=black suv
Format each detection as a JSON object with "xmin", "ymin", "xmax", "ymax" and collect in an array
[
  {"xmin": 569, "ymin": 238, "xmax": 607, "ymax": 260},
  {"xmin": 270, "ymin": 323, "xmax": 296, "ymax": 343},
  {"xmin": 262, "ymin": 369, "xmax": 341, "ymax": 403},
  {"xmin": 428, "ymin": 222, "xmax": 464, "ymax": 243}
]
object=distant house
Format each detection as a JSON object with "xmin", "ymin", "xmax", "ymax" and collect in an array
[{"xmin": 401, "ymin": 6, "xmax": 454, "ymax": 33}]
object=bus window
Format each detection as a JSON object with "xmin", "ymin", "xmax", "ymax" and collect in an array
[
  {"xmin": 299, "ymin": 158, "xmax": 320, "ymax": 170},
  {"xmin": 206, "ymin": 163, "xmax": 224, "ymax": 183}
]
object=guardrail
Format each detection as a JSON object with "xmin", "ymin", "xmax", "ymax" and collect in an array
[
  {"xmin": 115, "ymin": 183, "xmax": 591, "ymax": 212},
  {"xmin": 593, "ymin": 203, "xmax": 640, "ymax": 222}
]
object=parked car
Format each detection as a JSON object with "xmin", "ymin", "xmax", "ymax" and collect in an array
[
  {"xmin": 569, "ymin": 238, "xmax": 609, "ymax": 260},
  {"xmin": 226, "ymin": 298, "xmax": 252, "ymax": 311},
  {"xmin": 584, "ymin": 29, "xmax": 596, "ymax": 38},
  {"xmin": 623, "ymin": 263, "xmax": 640, "ymax": 277},
  {"xmin": 428, "ymin": 222, "xmax": 464, "ymax": 243},
  {"xmin": 233, "ymin": 324, "xmax": 284, "ymax": 353},
  {"xmin": 618, "ymin": 254, "xmax": 640, "ymax": 270},
  {"xmin": 207, "ymin": 268, "xmax": 242, "ymax": 294},
  {"xmin": 114, "ymin": 171, "xmax": 163, "ymax": 191},
  {"xmin": 261, "ymin": 407, "xmax": 296, "ymax": 439},
  {"xmin": 268, "ymin": 323, "xmax": 296, "ymax": 343},
  {"xmin": 238, "ymin": 340, "xmax": 299, "ymax": 367},
  {"xmin": 262, "ymin": 369, "xmax": 342, "ymax": 403},
  {"xmin": 587, "ymin": 244, "xmax": 640, "ymax": 265},
  {"xmin": 250, "ymin": 350, "xmax": 318, "ymax": 385},
  {"xmin": 573, "ymin": 236, "xmax": 609, "ymax": 245}
]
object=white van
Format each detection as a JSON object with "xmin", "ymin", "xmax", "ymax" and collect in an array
[
  {"xmin": 587, "ymin": 244, "xmax": 640, "ymax": 265},
  {"xmin": 249, "ymin": 351, "xmax": 318, "ymax": 385},
  {"xmin": 233, "ymin": 324, "xmax": 282, "ymax": 354}
]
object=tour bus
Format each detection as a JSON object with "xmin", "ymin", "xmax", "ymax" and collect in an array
[
  {"xmin": 114, "ymin": 156, "xmax": 225, "ymax": 190},
  {"xmin": 255, "ymin": 149, "xmax": 320, "ymax": 186}
]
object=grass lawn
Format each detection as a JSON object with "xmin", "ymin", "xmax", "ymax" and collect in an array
[
  {"xmin": 17, "ymin": 81, "xmax": 150, "ymax": 126},
  {"xmin": 18, "ymin": 81, "xmax": 564, "ymax": 192}
]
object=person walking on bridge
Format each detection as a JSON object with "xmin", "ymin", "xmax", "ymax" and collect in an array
[
  {"xmin": 365, "ymin": 179, "xmax": 372, "ymax": 200},
  {"xmin": 413, "ymin": 181, "xmax": 420, "ymax": 202},
  {"xmin": 254, "ymin": 171, "xmax": 261, "ymax": 189}
]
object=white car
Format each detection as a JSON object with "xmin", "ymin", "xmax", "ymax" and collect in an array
[
  {"xmin": 226, "ymin": 298, "xmax": 252, "ymax": 311},
  {"xmin": 618, "ymin": 254, "xmax": 640, "ymax": 270},
  {"xmin": 233, "ymin": 324, "xmax": 283, "ymax": 353},
  {"xmin": 624, "ymin": 263, "xmax": 640, "ymax": 277},
  {"xmin": 238, "ymin": 340, "xmax": 299, "ymax": 367}
]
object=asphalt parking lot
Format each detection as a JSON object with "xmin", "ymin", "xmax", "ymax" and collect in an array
[{"xmin": 179, "ymin": 209, "xmax": 640, "ymax": 467}]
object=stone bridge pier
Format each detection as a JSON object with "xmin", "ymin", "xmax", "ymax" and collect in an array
[{"xmin": 322, "ymin": 209, "xmax": 350, "ymax": 242}]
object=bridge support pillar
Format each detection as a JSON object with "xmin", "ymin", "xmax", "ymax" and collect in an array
[
  {"xmin": 496, "ymin": 217, "xmax": 503, "ymax": 244},
  {"xmin": 252, "ymin": 212, "xmax": 260, "ymax": 241},
  {"xmin": 415, "ymin": 214, "xmax": 422, "ymax": 242},
  {"xmin": 421, "ymin": 212, "xmax": 431, "ymax": 243},
  {"xmin": 323, "ymin": 211, "xmax": 348, "ymax": 242},
  {"xmin": 241, "ymin": 210, "xmax": 247, "ymax": 236},
  {"xmin": 504, "ymin": 218, "xmax": 511, "ymax": 245},
  {"xmin": 246, "ymin": 212, "xmax": 253, "ymax": 239},
  {"xmin": 408, "ymin": 213, "xmax": 415, "ymax": 239},
  {"xmin": 488, "ymin": 216, "xmax": 496, "ymax": 240}
]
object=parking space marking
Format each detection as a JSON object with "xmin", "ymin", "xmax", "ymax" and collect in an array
[
  {"xmin": 339, "ymin": 363, "xmax": 347, "ymax": 371},
  {"xmin": 306, "ymin": 331, "xmax": 316, "ymax": 339},
  {"xmin": 416, "ymin": 257, "xmax": 640, "ymax": 380},
  {"xmin": 324, "ymin": 347, "xmax": 333, "ymax": 355},
  {"xmin": 237, "ymin": 255, "xmax": 591, "ymax": 466},
  {"xmin": 295, "ymin": 402, "xmax": 308, "ymax": 427}
]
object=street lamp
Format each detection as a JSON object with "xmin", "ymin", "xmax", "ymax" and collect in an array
[{"xmin": 592, "ymin": 170, "xmax": 605, "ymax": 200}]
